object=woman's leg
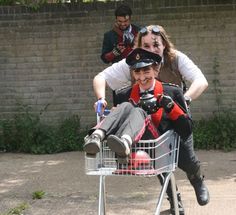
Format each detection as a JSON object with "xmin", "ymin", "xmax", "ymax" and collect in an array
[{"xmin": 178, "ymin": 134, "xmax": 210, "ymax": 205}]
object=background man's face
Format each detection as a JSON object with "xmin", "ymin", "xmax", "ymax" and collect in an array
[{"xmin": 116, "ymin": 16, "xmax": 131, "ymax": 31}]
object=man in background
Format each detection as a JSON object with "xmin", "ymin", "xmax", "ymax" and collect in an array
[{"xmin": 101, "ymin": 4, "xmax": 140, "ymax": 64}]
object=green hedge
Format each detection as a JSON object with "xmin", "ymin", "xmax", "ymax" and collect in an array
[
  {"xmin": 1, "ymin": 108, "xmax": 236, "ymax": 154},
  {"xmin": 193, "ymin": 112, "xmax": 236, "ymax": 151},
  {"xmin": 0, "ymin": 110, "xmax": 87, "ymax": 154}
]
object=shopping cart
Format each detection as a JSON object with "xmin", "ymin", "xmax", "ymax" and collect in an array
[{"xmin": 85, "ymin": 129, "xmax": 180, "ymax": 215}]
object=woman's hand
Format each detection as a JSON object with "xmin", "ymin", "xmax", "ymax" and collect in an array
[{"xmin": 94, "ymin": 98, "xmax": 107, "ymax": 116}]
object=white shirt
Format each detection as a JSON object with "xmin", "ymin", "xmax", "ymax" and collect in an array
[{"xmin": 97, "ymin": 50, "xmax": 206, "ymax": 91}]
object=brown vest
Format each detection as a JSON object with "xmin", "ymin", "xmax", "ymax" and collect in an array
[{"xmin": 158, "ymin": 56, "xmax": 184, "ymax": 89}]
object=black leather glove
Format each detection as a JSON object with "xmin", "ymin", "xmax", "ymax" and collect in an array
[
  {"xmin": 123, "ymin": 31, "xmax": 135, "ymax": 46},
  {"xmin": 157, "ymin": 94, "xmax": 175, "ymax": 113},
  {"xmin": 112, "ymin": 46, "xmax": 121, "ymax": 57}
]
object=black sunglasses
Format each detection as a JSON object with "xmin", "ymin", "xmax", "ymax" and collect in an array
[{"xmin": 139, "ymin": 26, "xmax": 161, "ymax": 36}]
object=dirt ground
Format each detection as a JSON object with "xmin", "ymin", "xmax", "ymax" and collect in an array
[{"xmin": 0, "ymin": 150, "xmax": 236, "ymax": 215}]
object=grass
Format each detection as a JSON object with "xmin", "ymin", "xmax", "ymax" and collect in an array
[{"xmin": 2, "ymin": 202, "xmax": 28, "ymax": 215}]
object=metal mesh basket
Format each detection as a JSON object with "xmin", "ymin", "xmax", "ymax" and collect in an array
[{"xmin": 85, "ymin": 130, "xmax": 180, "ymax": 177}]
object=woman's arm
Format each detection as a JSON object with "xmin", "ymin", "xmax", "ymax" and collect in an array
[
  {"xmin": 184, "ymin": 78, "xmax": 208, "ymax": 100},
  {"xmin": 93, "ymin": 75, "xmax": 107, "ymax": 100},
  {"xmin": 176, "ymin": 50, "xmax": 208, "ymax": 100},
  {"xmin": 93, "ymin": 58, "xmax": 131, "ymax": 99}
]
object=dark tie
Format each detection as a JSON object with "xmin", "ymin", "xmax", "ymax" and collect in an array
[{"xmin": 140, "ymin": 90, "xmax": 154, "ymax": 97}]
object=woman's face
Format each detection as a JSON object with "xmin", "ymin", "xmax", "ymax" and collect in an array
[
  {"xmin": 132, "ymin": 66, "xmax": 157, "ymax": 91},
  {"xmin": 141, "ymin": 33, "xmax": 165, "ymax": 57}
]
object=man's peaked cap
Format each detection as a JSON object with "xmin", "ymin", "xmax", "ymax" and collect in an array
[{"xmin": 126, "ymin": 48, "xmax": 162, "ymax": 69}]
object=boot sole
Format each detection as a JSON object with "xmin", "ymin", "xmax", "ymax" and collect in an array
[
  {"xmin": 107, "ymin": 135, "xmax": 129, "ymax": 157},
  {"xmin": 83, "ymin": 142, "xmax": 100, "ymax": 154},
  {"xmin": 196, "ymin": 187, "xmax": 210, "ymax": 206},
  {"xmin": 192, "ymin": 182, "xmax": 210, "ymax": 206},
  {"xmin": 197, "ymin": 195, "xmax": 210, "ymax": 206}
]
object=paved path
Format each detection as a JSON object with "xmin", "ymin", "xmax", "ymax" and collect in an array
[{"xmin": 0, "ymin": 150, "xmax": 235, "ymax": 215}]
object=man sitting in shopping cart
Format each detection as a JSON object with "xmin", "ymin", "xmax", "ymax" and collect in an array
[{"xmin": 84, "ymin": 48, "xmax": 192, "ymax": 163}]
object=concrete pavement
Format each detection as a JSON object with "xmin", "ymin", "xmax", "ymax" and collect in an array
[{"xmin": 0, "ymin": 150, "xmax": 235, "ymax": 215}]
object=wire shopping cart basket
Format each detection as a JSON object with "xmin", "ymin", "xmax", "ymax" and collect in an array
[{"xmin": 85, "ymin": 129, "xmax": 180, "ymax": 215}]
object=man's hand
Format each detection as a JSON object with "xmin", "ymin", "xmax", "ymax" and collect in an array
[
  {"xmin": 112, "ymin": 43, "xmax": 126, "ymax": 56},
  {"xmin": 112, "ymin": 46, "xmax": 121, "ymax": 56},
  {"xmin": 157, "ymin": 94, "xmax": 175, "ymax": 113},
  {"xmin": 117, "ymin": 43, "xmax": 126, "ymax": 53}
]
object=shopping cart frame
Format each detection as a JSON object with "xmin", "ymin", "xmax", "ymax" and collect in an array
[{"xmin": 85, "ymin": 129, "xmax": 180, "ymax": 215}]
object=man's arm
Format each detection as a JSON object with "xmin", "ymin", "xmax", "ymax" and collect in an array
[
  {"xmin": 101, "ymin": 31, "xmax": 117, "ymax": 64},
  {"xmin": 161, "ymin": 84, "xmax": 193, "ymax": 141},
  {"xmin": 101, "ymin": 31, "xmax": 126, "ymax": 64}
]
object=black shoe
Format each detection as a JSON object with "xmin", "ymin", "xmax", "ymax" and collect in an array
[
  {"xmin": 83, "ymin": 134, "xmax": 101, "ymax": 156},
  {"xmin": 107, "ymin": 135, "xmax": 131, "ymax": 163},
  {"xmin": 168, "ymin": 193, "xmax": 185, "ymax": 215},
  {"xmin": 190, "ymin": 175, "xmax": 210, "ymax": 206}
]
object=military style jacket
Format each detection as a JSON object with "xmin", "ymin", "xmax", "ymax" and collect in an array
[
  {"xmin": 114, "ymin": 81, "xmax": 192, "ymax": 141},
  {"xmin": 101, "ymin": 24, "xmax": 140, "ymax": 64}
]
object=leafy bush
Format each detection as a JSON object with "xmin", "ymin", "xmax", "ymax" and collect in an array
[
  {"xmin": 32, "ymin": 190, "xmax": 46, "ymax": 199},
  {"xmin": 3, "ymin": 202, "xmax": 28, "ymax": 215},
  {"xmin": 0, "ymin": 0, "xmax": 15, "ymax": 5},
  {"xmin": 193, "ymin": 112, "xmax": 236, "ymax": 151},
  {"xmin": 55, "ymin": 115, "xmax": 86, "ymax": 152},
  {"xmin": 1, "ymin": 104, "xmax": 236, "ymax": 153},
  {"xmin": 0, "ymin": 107, "xmax": 86, "ymax": 154}
]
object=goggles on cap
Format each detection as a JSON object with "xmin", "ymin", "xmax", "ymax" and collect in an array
[{"xmin": 139, "ymin": 26, "xmax": 161, "ymax": 36}]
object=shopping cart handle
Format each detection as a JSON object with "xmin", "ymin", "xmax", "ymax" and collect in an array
[
  {"xmin": 103, "ymin": 109, "xmax": 110, "ymax": 116},
  {"xmin": 96, "ymin": 108, "xmax": 110, "ymax": 123},
  {"xmin": 96, "ymin": 99, "xmax": 105, "ymax": 116}
]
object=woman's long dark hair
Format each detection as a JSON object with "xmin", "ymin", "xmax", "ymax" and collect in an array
[{"xmin": 137, "ymin": 25, "xmax": 176, "ymax": 67}]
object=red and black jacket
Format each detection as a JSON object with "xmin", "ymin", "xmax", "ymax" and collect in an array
[
  {"xmin": 114, "ymin": 81, "xmax": 192, "ymax": 141},
  {"xmin": 101, "ymin": 24, "xmax": 140, "ymax": 64}
]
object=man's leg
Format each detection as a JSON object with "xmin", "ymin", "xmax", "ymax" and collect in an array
[
  {"xmin": 107, "ymin": 105, "xmax": 148, "ymax": 161},
  {"xmin": 84, "ymin": 102, "xmax": 134, "ymax": 156},
  {"xmin": 100, "ymin": 102, "xmax": 135, "ymax": 136}
]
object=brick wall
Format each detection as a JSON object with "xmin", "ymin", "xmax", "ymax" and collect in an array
[{"xmin": 0, "ymin": 0, "xmax": 236, "ymax": 128}]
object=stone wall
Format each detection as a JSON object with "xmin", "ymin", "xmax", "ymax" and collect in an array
[{"xmin": 0, "ymin": 0, "xmax": 236, "ymax": 128}]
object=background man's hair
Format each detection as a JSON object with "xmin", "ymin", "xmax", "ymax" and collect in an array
[{"xmin": 115, "ymin": 4, "xmax": 132, "ymax": 17}]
